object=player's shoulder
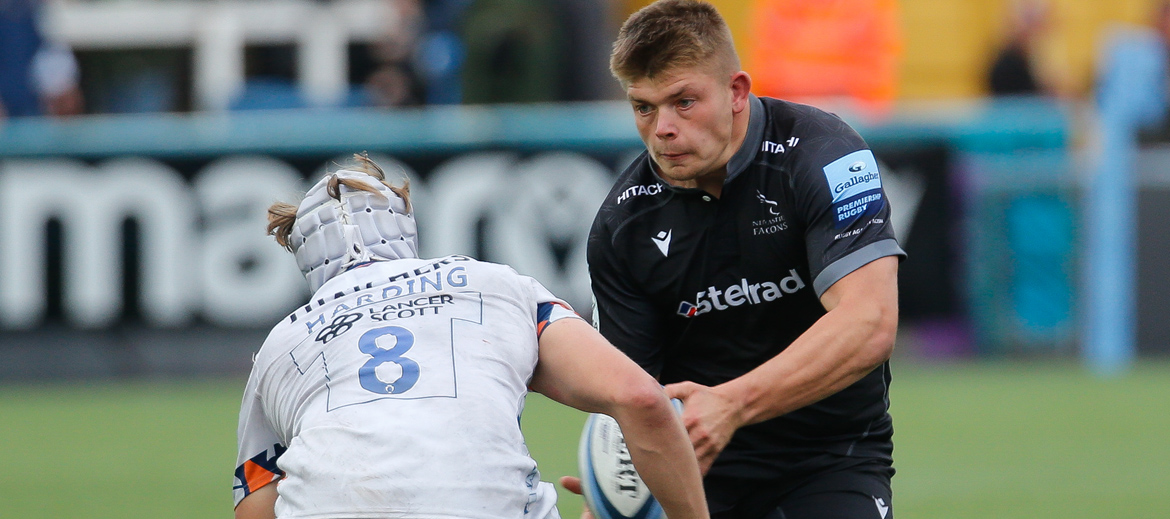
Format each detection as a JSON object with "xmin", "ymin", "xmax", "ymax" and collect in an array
[
  {"xmin": 448, "ymin": 257, "xmax": 558, "ymax": 310},
  {"xmin": 251, "ymin": 315, "xmax": 303, "ymax": 376},
  {"xmin": 759, "ymin": 96, "xmax": 856, "ymax": 135},
  {"xmin": 459, "ymin": 256, "xmax": 522, "ymax": 281},
  {"xmin": 435, "ymin": 255, "xmax": 533, "ymax": 292},
  {"xmin": 757, "ymin": 97, "xmax": 870, "ymax": 169},
  {"xmin": 378, "ymin": 254, "xmax": 520, "ymax": 292}
]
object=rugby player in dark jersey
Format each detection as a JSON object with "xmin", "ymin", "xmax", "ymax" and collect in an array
[{"xmin": 561, "ymin": 1, "xmax": 905, "ymax": 518}]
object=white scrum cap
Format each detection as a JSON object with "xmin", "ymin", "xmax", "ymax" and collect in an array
[{"xmin": 290, "ymin": 169, "xmax": 418, "ymax": 292}]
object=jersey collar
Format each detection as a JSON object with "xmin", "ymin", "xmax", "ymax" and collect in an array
[{"xmin": 725, "ymin": 94, "xmax": 765, "ymax": 184}]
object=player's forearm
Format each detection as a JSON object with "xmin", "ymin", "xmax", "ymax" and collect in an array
[
  {"xmin": 613, "ymin": 394, "xmax": 710, "ymax": 519},
  {"xmin": 718, "ymin": 296, "xmax": 896, "ymax": 427}
]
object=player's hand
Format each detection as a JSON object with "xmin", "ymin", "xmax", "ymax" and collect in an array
[
  {"xmin": 665, "ymin": 381, "xmax": 745, "ymax": 475},
  {"xmin": 557, "ymin": 477, "xmax": 595, "ymax": 519}
]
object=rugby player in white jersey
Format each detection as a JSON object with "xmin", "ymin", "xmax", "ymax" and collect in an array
[{"xmin": 233, "ymin": 155, "xmax": 708, "ymax": 519}]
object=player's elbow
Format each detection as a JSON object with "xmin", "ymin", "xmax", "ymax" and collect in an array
[
  {"xmin": 608, "ymin": 372, "xmax": 671, "ymax": 422},
  {"xmin": 835, "ymin": 294, "xmax": 897, "ymax": 370},
  {"xmin": 858, "ymin": 302, "xmax": 897, "ymax": 368}
]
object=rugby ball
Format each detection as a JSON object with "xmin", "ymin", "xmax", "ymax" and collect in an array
[{"xmin": 577, "ymin": 400, "xmax": 682, "ymax": 519}]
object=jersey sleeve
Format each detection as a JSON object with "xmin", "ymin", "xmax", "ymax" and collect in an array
[
  {"xmin": 587, "ymin": 221, "xmax": 666, "ymax": 377},
  {"xmin": 233, "ymin": 367, "xmax": 286, "ymax": 508},
  {"xmin": 524, "ymin": 275, "xmax": 584, "ymax": 338},
  {"xmin": 789, "ymin": 113, "xmax": 906, "ymax": 297}
]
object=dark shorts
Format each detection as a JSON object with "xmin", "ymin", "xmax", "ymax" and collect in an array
[{"xmin": 705, "ymin": 460, "xmax": 894, "ymax": 519}]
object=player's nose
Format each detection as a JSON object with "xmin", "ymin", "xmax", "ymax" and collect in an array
[{"xmin": 655, "ymin": 112, "xmax": 678, "ymax": 140}]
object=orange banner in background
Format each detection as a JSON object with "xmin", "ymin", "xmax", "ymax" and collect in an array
[{"xmin": 748, "ymin": 0, "xmax": 902, "ymax": 109}]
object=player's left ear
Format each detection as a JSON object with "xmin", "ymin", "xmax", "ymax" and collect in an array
[{"xmin": 730, "ymin": 71, "xmax": 751, "ymax": 113}]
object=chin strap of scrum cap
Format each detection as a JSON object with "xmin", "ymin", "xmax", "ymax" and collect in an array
[{"xmin": 290, "ymin": 170, "xmax": 418, "ymax": 292}]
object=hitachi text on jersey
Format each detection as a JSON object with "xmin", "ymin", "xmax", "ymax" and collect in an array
[{"xmin": 616, "ymin": 183, "xmax": 663, "ymax": 204}]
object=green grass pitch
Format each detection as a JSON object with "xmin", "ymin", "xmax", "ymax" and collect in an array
[{"xmin": 0, "ymin": 361, "xmax": 1167, "ymax": 518}]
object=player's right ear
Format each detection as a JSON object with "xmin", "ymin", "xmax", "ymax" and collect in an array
[{"xmin": 730, "ymin": 71, "xmax": 752, "ymax": 113}]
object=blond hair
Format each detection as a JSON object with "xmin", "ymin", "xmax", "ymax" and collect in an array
[
  {"xmin": 267, "ymin": 154, "xmax": 411, "ymax": 252},
  {"xmin": 609, "ymin": 0, "xmax": 740, "ymax": 86}
]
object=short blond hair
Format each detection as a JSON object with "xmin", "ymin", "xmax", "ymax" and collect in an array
[{"xmin": 610, "ymin": 0, "xmax": 740, "ymax": 86}]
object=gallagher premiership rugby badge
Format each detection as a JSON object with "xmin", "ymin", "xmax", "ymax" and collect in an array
[{"xmin": 823, "ymin": 150, "xmax": 884, "ymax": 228}]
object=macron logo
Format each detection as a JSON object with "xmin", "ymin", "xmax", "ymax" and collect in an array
[
  {"xmin": 652, "ymin": 230, "xmax": 672, "ymax": 257},
  {"xmin": 874, "ymin": 497, "xmax": 889, "ymax": 519}
]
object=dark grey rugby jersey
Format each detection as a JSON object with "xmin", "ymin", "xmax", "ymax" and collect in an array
[{"xmin": 587, "ymin": 95, "xmax": 905, "ymax": 480}]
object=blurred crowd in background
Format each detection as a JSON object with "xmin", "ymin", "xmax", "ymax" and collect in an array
[
  {"xmin": 4, "ymin": 0, "xmax": 1170, "ymax": 119},
  {"xmin": 1, "ymin": 0, "xmax": 618, "ymax": 115}
]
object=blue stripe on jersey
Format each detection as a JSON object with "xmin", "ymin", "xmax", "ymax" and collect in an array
[
  {"xmin": 536, "ymin": 302, "xmax": 577, "ymax": 338},
  {"xmin": 537, "ymin": 302, "xmax": 555, "ymax": 326}
]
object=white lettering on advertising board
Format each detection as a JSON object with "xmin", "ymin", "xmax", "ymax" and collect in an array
[{"xmin": 0, "ymin": 152, "xmax": 612, "ymax": 329}]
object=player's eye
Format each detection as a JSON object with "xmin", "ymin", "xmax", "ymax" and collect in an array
[
  {"xmin": 678, "ymin": 98, "xmax": 695, "ymax": 109},
  {"xmin": 635, "ymin": 104, "xmax": 653, "ymax": 115}
]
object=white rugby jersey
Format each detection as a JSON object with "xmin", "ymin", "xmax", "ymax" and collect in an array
[{"xmin": 234, "ymin": 255, "xmax": 580, "ymax": 519}]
